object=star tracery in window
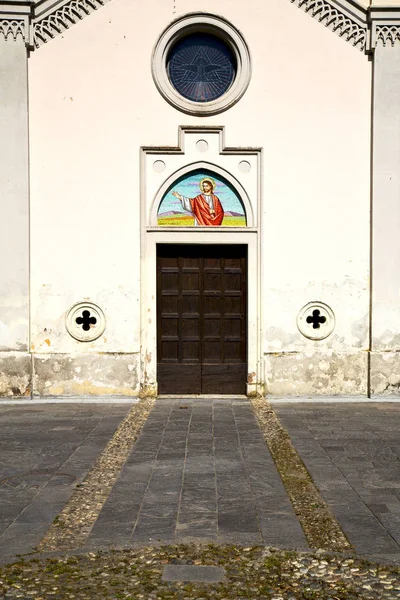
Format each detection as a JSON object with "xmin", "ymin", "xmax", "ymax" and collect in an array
[{"xmin": 167, "ymin": 33, "xmax": 236, "ymax": 102}]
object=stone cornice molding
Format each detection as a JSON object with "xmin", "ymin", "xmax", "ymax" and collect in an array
[
  {"xmin": 0, "ymin": 1, "xmax": 33, "ymax": 45},
  {"xmin": 29, "ymin": 0, "xmax": 371, "ymax": 52},
  {"xmin": 368, "ymin": 7, "xmax": 400, "ymax": 49},
  {"xmin": 291, "ymin": 0, "xmax": 368, "ymax": 50},
  {"xmin": 3, "ymin": 0, "xmax": 400, "ymax": 55},
  {"xmin": 32, "ymin": 0, "xmax": 110, "ymax": 48}
]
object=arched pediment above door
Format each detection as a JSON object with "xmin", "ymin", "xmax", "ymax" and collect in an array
[{"xmin": 142, "ymin": 127, "xmax": 260, "ymax": 231}]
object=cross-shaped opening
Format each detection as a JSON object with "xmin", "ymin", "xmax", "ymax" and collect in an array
[
  {"xmin": 306, "ymin": 309, "xmax": 326, "ymax": 330},
  {"xmin": 76, "ymin": 310, "xmax": 97, "ymax": 331}
]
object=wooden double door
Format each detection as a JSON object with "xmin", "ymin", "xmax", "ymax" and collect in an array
[{"xmin": 157, "ymin": 244, "xmax": 247, "ymax": 395}]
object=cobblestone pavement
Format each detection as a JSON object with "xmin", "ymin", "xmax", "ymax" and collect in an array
[
  {"xmin": 274, "ymin": 402, "xmax": 400, "ymax": 564},
  {"xmin": 2, "ymin": 545, "xmax": 400, "ymax": 600},
  {"xmin": 85, "ymin": 398, "xmax": 308, "ymax": 550},
  {"xmin": 0, "ymin": 403, "xmax": 131, "ymax": 564}
]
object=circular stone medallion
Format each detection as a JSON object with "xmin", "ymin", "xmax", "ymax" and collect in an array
[
  {"xmin": 66, "ymin": 302, "xmax": 106, "ymax": 342},
  {"xmin": 297, "ymin": 301, "xmax": 335, "ymax": 341}
]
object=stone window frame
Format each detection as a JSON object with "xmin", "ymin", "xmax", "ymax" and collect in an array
[{"xmin": 151, "ymin": 13, "xmax": 251, "ymax": 116}]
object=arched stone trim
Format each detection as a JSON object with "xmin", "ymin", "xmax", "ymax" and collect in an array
[
  {"xmin": 32, "ymin": 0, "xmax": 110, "ymax": 48},
  {"xmin": 290, "ymin": 0, "xmax": 368, "ymax": 51},
  {"xmin": 150, "ymin": 161, "xmax": 255, "ymax": 228}
]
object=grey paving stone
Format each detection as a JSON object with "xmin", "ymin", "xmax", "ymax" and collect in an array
[
  {"xmin": 176, "ymin": 527, "xmax": 218, "ymax": 540},
  {"xmin": 0, "ymin": 504, "xmax": 29, "ymax": 520},
  {"xmin": 0, "ymin": 522, "xmax": 50, "ymax": 560},
  {"xmin": 88, "ymin": 521, "xmax": 134, "ymax": 546},
  {"xmin": 181, "ymin": 483, "xmax": 215, "ymax": 497},
  {"xmin": 178, "ymin": 503, "xmax": 217, "ymax": 520},
  {"xmin": 95, "ymin": 502, "xmax": 142, "ymax": 523},
  {"xmin": 0, "ymin": 403, "xmax": 131, "ymax": 561},
  {"xmin": 13, "ymin": 500, "xmax": 66, "ymax": 524},
  {"xmin": 140, "ymin": 503, "xmax": 179, "ymax": 519},
  {"xmin": 275, "ymin": 402, "xmax": 400, "ymax": 557},
  {"xmin": 162, "ymin": 564, "xmax": 226, "ymax": 583},
  {"xmin": 83, "ymin": 398, "xmax": 308, "ymax": 550},
  {"xmin": 184, "ymin": 456, "xmax": 215, "ymax": 469},
  {"xmin": 143, "ymin": 490, "xmax": 181, "ymax": 505},
  {"xmin": 118, "ymin": 464, "xmax": 154, "ymax": 483},
  {"xmin": 177, "ymin": 513, "xmax": 217, "ymax": 528},
  {"xmin": 132, "ymin": 520, "xmax": 177, "ymax": 542},
  {"xmin": 146, "ymin": 476, "xmax": 183, "ymax": 492},
  {"xmin": 218, "ymin": 513, "xmax": 260, "ymax": 535}
]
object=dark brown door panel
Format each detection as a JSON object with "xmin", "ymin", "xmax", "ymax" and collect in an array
[{"xmin": 157, "ymin": 244, "xmax": 247, "ymax": 395}]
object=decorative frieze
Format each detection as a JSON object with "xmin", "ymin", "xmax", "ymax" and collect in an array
[
  {"xmin": 0, "ymin": 18, "xmax": 26, "ymax": 41},
  {"xmin": 1, "ymin": 0, "xmax": 398, "ymax": 54},
  {"xmin": 0, "ymin": 0, "xmax": 364, "ymax": 53},
  {"xmin": 291, "ymin": 0, "xmax": 368, "ymax": 50},
  {"xmin": 33, "ymin": 0, "xmax": 110, "ymax": 48},
  {"xmin": 23, "ymin": 0, "xmax": 400, "ymax": 54},
  {"xmin": 0, "ymin": 1, "xmax": 32, "ymax": 44},
  {"xmin": 368, "ymin": 9, "xmax": 400, "ymax": 50},
  {"xmin": 374, "ymin": 25, "xmax": 400, "ymax": 47}
]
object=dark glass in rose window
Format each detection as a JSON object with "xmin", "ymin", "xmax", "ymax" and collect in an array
[{"xmin": 167, "ymin": 33, "xmax": 236, "ymax": 102}]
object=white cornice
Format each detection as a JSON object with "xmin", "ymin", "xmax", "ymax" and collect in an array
[
  {"xmin": 32, "ymin": 0, "xmax": 110, "ymax": 47},
  {"xmin": 2, "ymin": 0, "xmax": 400, "ymax": 53},
  {"xmin": 29, "ymin": 0, "xmax": 370, "ymax": 52},
  {"xmin": 0, "ymin": 1, "xmax": 33, "ymax": 45},
  {"xmin": 291, "ymin": 0, "xmax": 368, "ymax": 50},
  {"xmin": 368, "ymin": 7, "xmax": 400, "ymax": 47}
]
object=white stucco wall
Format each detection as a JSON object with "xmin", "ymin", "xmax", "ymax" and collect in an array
[{"xmin": 28, "ymin": 0, "xmax": 371, "ymax": 395}]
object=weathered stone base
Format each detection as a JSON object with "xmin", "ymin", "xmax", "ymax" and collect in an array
[
  {"xmin": 32, "ymin": 353, "xmax": 140, "ymax": 397},
  {"xmin": 370, "ymin": 351, "xmax": 400, "ymax": 396},
  {"xmin": 0, "ymin": 352, "xmax": 31, "ymax": 397},
  {"xmin": 5, "ymin": 350, "xmax": 400, "ymax": 398},
  {"xmin": 264, "ymin": 351, "xmax": 368, "ymax": 396}
]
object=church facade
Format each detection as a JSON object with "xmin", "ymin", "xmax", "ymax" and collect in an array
[{"xmin": 1, "ymin": 0, "xmax": 399, "ymax": 398}]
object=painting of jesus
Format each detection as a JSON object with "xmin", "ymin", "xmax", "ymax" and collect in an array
[
  {"xmin": 172, "ymin": 177, "xmax": 224, "ymax": 226},
  {"xmin": 157, "ymin": 170, "xmax": 246, "ymax": 227}
]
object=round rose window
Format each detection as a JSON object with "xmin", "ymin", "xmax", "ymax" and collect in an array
[
  {"xmin": 167, "ymin": 33, "xmax": 236, "ymax": 102},
  {"xmin": 152, "ymin": 14, "xmax": 251, "ymax": 116}
]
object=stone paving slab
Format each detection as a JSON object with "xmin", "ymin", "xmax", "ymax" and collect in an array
[
  {"xmin": 162, "ymin": 564, "xmax": 227, "ymax": 583},
  {"xmin": 86, "ymin": 398, "xmax": 308, "ymax": 550},
  {"xmin": 0, "ymin": 403, "xmax": 131, "ymax": 564},
  {"xmin": 274, "ymin": 402, "xmax": 400, "ymax": 561}
]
